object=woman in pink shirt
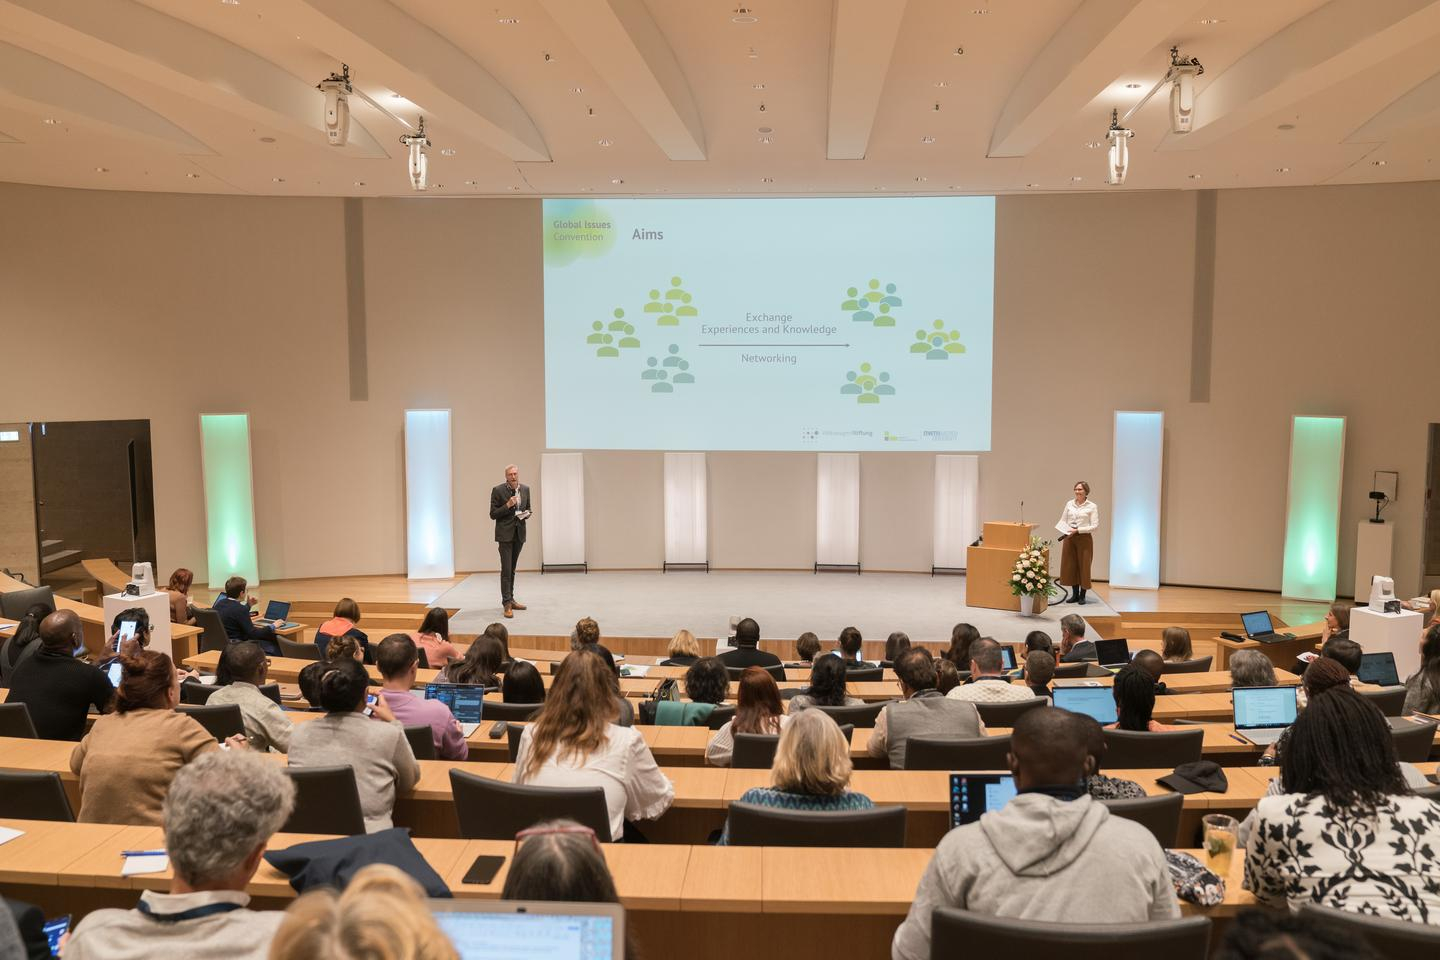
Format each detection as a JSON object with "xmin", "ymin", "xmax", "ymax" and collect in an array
[{"xmin": 409, "ymin": 608, "xmax": 460, "ymax": 669}]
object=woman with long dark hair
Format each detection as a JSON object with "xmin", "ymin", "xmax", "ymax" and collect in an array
[
  {"xmin": 0, "ymin": 600, "xmax": 53, "ymax": 683},
  {"xmin": 1402, "ymin": 623, "xmax": 1440, "ymax": 715},
  {"xmin": 409, "ymin": 607, "xmax": 460, "ymax": 668},
  {"xmin": 440, "ymin": 634, "xmax": 504, "ymax": 687},
  {"xmin": 1107, "ymin": 665, "xmax": 1170, "ymax": 732},
  {"xmin": 943, "ymin": 623, "xmax": 980, "ymax": 669},
  {"xmin": 788, "ymin": 655, "xmax": 863, "ymax": 711},
  {"xmin": 706, "ymin": 666, "xmax": 787, "ymax": 766}
]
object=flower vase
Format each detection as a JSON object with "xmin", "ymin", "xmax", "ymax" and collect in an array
[{"xmin": 1019, "ymin": 595, "xmax": 1038, "ymax": 617}]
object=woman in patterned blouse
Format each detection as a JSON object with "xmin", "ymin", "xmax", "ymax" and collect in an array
[
  {"xmin": 1243, "ymin": 687, "xmax": 1440, "ymax": 923},
  {"xmin": 716, "ymin": 708, "xmax": 874, "ymax": 844}
]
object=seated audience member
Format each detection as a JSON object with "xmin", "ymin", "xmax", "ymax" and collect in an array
[
  {"xmin": 1318, "ymin": 636, "xmax": 1362, "ymax": 677},
  {"xmin": 707, "ymin": 666, "xmax": 788, "ymax": 766},
  {"xmin": 1024, "ymin": 630, "xmax": 1054, "ymax": 657},
  {"xmin": 408, "ymin": 607, "xmax": 460, "ymax": 668},
  {"xmin": 718, "ymin": 617, "xmax": 782, "ymax": 669},
  {"xmin": 324, "ymin": 633, "xmax": 365, "ymax": 664},
  {"xmin": 947, "ymin": 638, "xmax": 1035, "ymax": 703},
  {"xmin": 788, "ymin": 654, "xmax": 864, "ymax": 711},
  {"xmin": 287, "ymin": 657, "xmax": 419, "ymax": 832},
  {"xmin": 1058, "ymin": 614, "xmax": 1095, "ymax": 662},
  {"xmin": 375, "ymin": 634, "xmax": 467, "ymax": 761},
  {"xmin": 943, "ymin": 623, "xmax": 981, "ymax": 669},
  {"xmin": 1243, "ymin": 687, "xmax": 1440, "ymax": 919},
  {"xmin": 935, "ymin": 658, "xmax": 963, "ymax": 696},
  {"xmin": 207, "ymin": 641, "xmax": 292, "ymax": 753},
  {"xmin": 313, "ymin": 597, "xmax": 368, "ymax": 662},
  {"xmin": 166, "ymin": 567, "xmax": 198, "ymax": 626},
  {"xmin": 503, "ymin": 820, "xmax": 637, "ymax": 960},
  {"xmin": 1230, "ymin": 649, "xmax": 1278, "ymax": 688},
  {"xmin": 296, "ymin": 659, "xmax": 327, "ymax": 711},
  {"xmin": 836, "ymin": 626, "xmax": 872, "ymax": 668},
  {"xmin": 1108, "ymin": 665, "xmax": 1171, "ymax": 732},
  {"xmin": 1131, "ymin": 649, "xmax": 1167, "ymax": 687},
  {"xmin": 97, "ymin": 607, "xmax": 151, "ymax": 672},
  {"xmin": 269, "ymin": 864, "xmax": 458, "ymax": 960},
  {"xmin": 1076, "ymin": 712, "xmax": 1146, "ymax": 800},
  {"xmin": 1025, "ymin": 651, "xmax": 1056, "ymax": 699},
  {"xmin": 1321, "ymin": 599, "xmax": 1353, "ymax": 643},
  {"xmin": 0, "ymin": 600, "xmax": 54, "ymax": 684},
  {"xmin": 483, "ymin": 621, "xmax": 513, "ymax": 662},
  {"xmin": 502, "ymin": 659, "xmax": 546, "ymax": 704},
  {"xmin": 214, "ymin": 576, "xmax": 279, "ymax": 655},
  {"xmin": 660, "ymin": 629, "xmax": 701, "ymax": 666},
  {"xmin": 1161, "ymin": 626, "xmax": 1193, "ymax": 663},
  {"xmin": 719, "ymin": 709, "xmax": 874, "ymax": 844},
  {"xmin": 870, "ymin": 648, "xmax": 984, "ymax": 769},
  {"xmin": 7, "ymin": 610, "xmax": 112, "ymax": 740},
  {"xmin": 882, "ymin": 631, "xmax": 911, "ymax": 668},
  {"xmin": 513, "ymin": 649, "xmax": 674, "ymax": 842},
  {"xmin": 683, "ymin": 656, "xmax": 729, "ymax": 707},
  {"xmin": 793, "ymin": 631, "xmax": 822, "ymax": 665},
  {"xmin": 1402, "ymin": 623, "xmax": 1440, "ymax": 715},
  {"xmin": 71, "ymin": 650, "xmax": 240, "ymax": 824},
  {"xmin": 570, "ymin": 616, "xmax": 601, "ymax": 651},
  {"xmin": 439, "ymin": 634, "xmax": 503, "ymax": 687},
  {"xmin": 63, "ymin": 751, "xmax": 296, "ymax": 960},
  {"xmin": 891, "ymin": 707, "xmax": 1179, "ymax": 959},
  {"xmin": 582, "ymin": 643, "xmax": 635, "ymax": 726}
]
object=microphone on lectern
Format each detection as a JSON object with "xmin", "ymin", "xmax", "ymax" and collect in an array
[{"xmin": 1019, "ymin": 501, "xmax": 1024, "ymax": 524}]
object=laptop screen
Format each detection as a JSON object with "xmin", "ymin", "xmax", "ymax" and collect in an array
[
  {"xmin": 1233, "ymin": 686, "xmax": 1298, "ymax": 730},
  {"xmin": 949, "ymin": 773, "xmax": 1017, "ymax": 828},
  {"xmin": 1052, "ymin": 685, "xmax": 1118, "ymax": 725},
  {"xmin": 263, "ymin": 600, "xmax": 290, "ymax": 622},
  {"xmin": 433, "ymin": 908, "xmax": 618, "ymax": 960},
  {"xmin": 425, "ymin": 682, "xmax": 485, "ymax": 724},
  {"xmin": 1241, "ymin": 610, "xmax": 1274, "ymax": 637},
  {"xmin": 999, "ymin": 646, "xmax": 1016, "ymax": 671},
  {"xmin": 1357, "ymin": 652, "xmax": 1400, "ymax": 687},
  {"xmin": 1093, "ymin": 638, "xmax": 1130, "ymax": 667}
]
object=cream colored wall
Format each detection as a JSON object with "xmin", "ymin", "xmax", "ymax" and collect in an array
[{"xmin": 2, "ymin": 180, "xmax": 1435, "ymax": 594}]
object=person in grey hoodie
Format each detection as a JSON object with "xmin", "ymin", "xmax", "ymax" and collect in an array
[{"xmin": 891, "ymin": 707, "xmax": 1179, "ymax": 960}]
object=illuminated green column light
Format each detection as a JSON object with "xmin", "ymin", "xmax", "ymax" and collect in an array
[
  {"xmin": 199, "ymin": 413, "xmax": 260, "ymax": 589},
  {"xmin": 1281, "ymin": 416, "xmax": 1345, "ymax": 601}
]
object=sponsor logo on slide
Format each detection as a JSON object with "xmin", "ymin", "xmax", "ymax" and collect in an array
[
  {"xmin": 840, "ymin": 362, "xmax": 896, "ymax": 404},
  {"xmin": 841, "ymin": 279, "xmax": 903, "ymax": 326},
  {"xmin": 911, "ymin": 319, "xmax": 967, "ymax": 359}
]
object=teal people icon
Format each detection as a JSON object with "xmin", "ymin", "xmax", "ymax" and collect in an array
[
  {"xmin": 911, "ymin": 319, "xmax": 966, "ymax": 359},
  {"xmin": 588, "ymin": 319, "xmax": 618, "ymax": 358},
  {"xmin": 609, "ymin": 308, "xmax": 639, "ymax": 350},
  {"xmin": 663, "ymin": 344, "xmax": 695, "ymax": 383},
  {"xmin": 842, "ymin": 279, "xmax": 901, "ymax": 324},
  {"xmin": 644, "ymin": 344, "xmax": 694, "ymax": 392},
  {"xmin": 841, "ymin": 362, "xmax": 895, "ymax": 403},
  {"xmin": 642, "ymin": 356, "xmax": 671, "ymax": 392}
]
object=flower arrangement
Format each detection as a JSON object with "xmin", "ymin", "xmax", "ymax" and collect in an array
[{"xmin": 1010, "ymin": 537, "xmax": 1054, "ymax": 598}]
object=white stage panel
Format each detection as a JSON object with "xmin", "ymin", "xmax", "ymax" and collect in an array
[
  {"xmin": 540, "ymin": 452, "xmax": 586, "ymax": 567},
  {"xmin": 404, "ymin": 410, "xmax": 455, "ymax": 580},
  {"xmin": 664, "ymin": 452, "xmax": 708, "ymax": 566},
  {"xmin": 1109, "ymin": 411, "xmax": 1164, "ymax": 589},
  {"xmin": 933, "ymin": 455, "xmax": 979, "ymax": 570},
  {"xmin": 817, "ymin": 453, "xmax": 860, "ymax": 567}
]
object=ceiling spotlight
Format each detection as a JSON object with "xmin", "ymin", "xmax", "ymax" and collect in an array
[
  {"xmin": 757, "ymin": 126, "xmax": 773, "ymax": 134},
  {"xmin": 95, "ymin": 166, "xmax": 108, "ymax": 173},
  {"xmin": 317, "ymin": 64, "xmax": 352, "ymax": 146},
  {"xmin": 399, "ymin": 116, "xmax": 431, "ymax": 191},
  {"xmin": 1070, "ymin": 175, "xmax": 1083, "ymax": 183},
  {"xmin": 747, "ymin": 47, "xmax": 759, "ymax": 59},
  {"xmin": 1026, "ymin": 183, "xmax": 1039, "ymax": 187},
  {"xmin": 1187, "ymin": 173, "xmax": 1202, "ymax": 180},
  {"xmin": 1105, "ymin": 108, "xmax": 1133, "ymax": 185},
  {"xmin": 1275, "ymin": 166, "xmax": 1290, "ymax": 173},
  {"xmin": 914, "ymin": 176, "xmax": 927, "ymax": 182},
  {"xmin": 355, "ymin": 181, "xmax": 366, "ymax": 186},
  {"xmin": 571, "ymin": 86, "xmax": 583, "ymax": 94},
  {"xmin": 440, "ymin": 147, "xmax": 457, "ymax": 157},
  {"xmin": 760, "ymin": 177, "xmax": 774, "ymax": 183},
  {"xmin": 259, "ymin": 136, "xmax": 276, "ymax": 143},
  {"xmin": 933, "ymin": 102, "xmax": 941, "ymax": 111},
  {"xmin": 272, "ymin": 176, "xmax": 284, "ymax": 182},
  {"xmin": 1371, "ymin": 159, "xmax": 1387, "ymax": 166},
  {"xmin": 597, "ymin": 138, "xmax": 613, "ymax": 147},
  {"xmin": 731, "ymin": 6, "xmax": 758, "ymax": 23},
  {"xmin": 465, "ymin": 180, "xmax": 477, "ymax": 186},
  {"xmin": 752, "ymin": 82, "xmax": 766, "ymax": 90},
  {"xmin": 954, "ymin": 47, "xmax": 964, "ymax": 56},
  {"xmin": 758, "ymin": 135, "xmax": 772, "ymax": 143},
  {"xmin": 185, "ymin": 172, "xmax": 200, "ymax": 178},
  {"xmin": 497, "ymin": 16, "xmax": 519, "ymax": 25},
  {"xmin": 220, "ymin": 0, "xmax": 239, "ymax": 5},
  {"xmin": 1085, "ymin": 140, "xmax": 1103, "ymax": 149},
  {"xmin": 510, "ymin": 185, "xmax": 521, "ymax": 191},
  {"xmin": 42, "ymin": 118, "xmax": 60, "ymax": 125},
  {"xmin": 611, "ymin": 177, "xmax": 624, "ymax": 184},
  {"xmin": 934, "ymin": 80, "xmax": 950, "ymax": 88},
  {"xmin": 543, "ymin": 52, "xmax": 554, "ymax": 63},
  {"xmin": 921, "ymin": 135, "xmax": 935, "ymax": 144},
  {"xmin": 1198, "ymin": 17, "xmax": 1223, "ymax": 25},
  {"xmin": 1167, "ymin": 47, "xmax": 1204, "ymax": 134},
  {"xmin": 1124, "ymin": 82, "xmax": 1143, "ymax": 90}
]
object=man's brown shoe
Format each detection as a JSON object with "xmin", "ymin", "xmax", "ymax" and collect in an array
[
  {"xmin": 510, "ymin": 601, "xmax": 527, "ymax": 610},
  {"xmin": 503, "ymin": 604, "xmax": 514, "ymax": 618}
]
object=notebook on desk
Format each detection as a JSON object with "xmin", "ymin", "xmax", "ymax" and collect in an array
[
  {"xmin": 1357, "ymin": 651, "xmax": 1401, "ymax": 687},
  {"xmin": 256, "ymin": 600, "xmax": 295, "ymax": 628},
  {"xmin": 424, "ymin": 682, "xmax": 485, "ymax": 737},
  {"xmin": 1093, "ymin": 638, "xmax": 1131, "ymax": 668},
  {"xmin": 1241, "ymin": 610, "xmax": 1294, "ymax": 644},
  {"xmin": 1052, "ymin": 685, "xmax": 1117, "ymax": 724},
  {"xmin": 430, "ymin": 900, "xmax": 623, "ymax": 960},
  {"xmin": 1233, "ymin": 685, "xmax": 1298, "ymax": 745}
]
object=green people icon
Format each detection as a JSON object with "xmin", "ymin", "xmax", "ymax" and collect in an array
[
  {"xmin": 608, "ymin": 308, "xmax": 639, "ymax": 350},
  {"xmin": 841, "ymin": 279, "xmax": 902, "ymax": 325},
  {"xmin": 649, "ymin": 275, "xmax": 698, "ymax": 325},
  {"xmin": 588, "ymin": 320, "xmax": 618, "ymax": 358},
  {"xmin": 643, "ymin": 344, "xmax": 695, "ymax": 392},
  {"xmin": 840, "ymin": 362, "xmax": 895, "ymax": 404},
  {"xmin": 911, "ymin": 319, "xmax": 965, "ymax": 359}
]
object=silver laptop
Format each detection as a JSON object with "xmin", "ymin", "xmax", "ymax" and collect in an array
[
  {"xmin": 1233, "ymin": 685, "xmax": 1298, "ymax": 745},
  {"xmin": 430, "ymin": 899, "xmax": 624, "ymax": 960}
]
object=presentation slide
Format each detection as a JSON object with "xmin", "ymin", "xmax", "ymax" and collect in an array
[{"xmin": 542, "ymin": 197, "xmax": 995, "ymax": 451}]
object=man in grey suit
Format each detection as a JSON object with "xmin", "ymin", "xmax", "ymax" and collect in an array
[{"xmin": 490, "ymin": 464, "xmax": 531, "ymax": 618}]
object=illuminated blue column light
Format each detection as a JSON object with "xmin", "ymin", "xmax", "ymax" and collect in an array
[
  {"xmin": 1109, "ymin": 411, "xmax": 1164, "ymax": 590},
  {"xmin": 1282, "ymin": 416, "xmax": 1346, "ymax": 601},
  {"xmin": 405, "ymin": 409, "xmax": 455, "ymax": 580},
  {"xmin": 199, "ymin": 414, "xmax": 260, "ymax": 589}
]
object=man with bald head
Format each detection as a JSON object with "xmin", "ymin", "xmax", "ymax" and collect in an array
[
  {"xmin": 7, "ymin": 610, "xmax": 114, "ymax": 740},
  {"xmin": 489, "ymin": 463, "xmax": 532, "ymax": 618},
  {"xmin": 891, "ymin": 707, "xmax": 1178, "ymax": 960}
]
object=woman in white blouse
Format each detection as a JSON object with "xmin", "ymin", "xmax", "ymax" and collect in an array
[
  {"xmin": 1057, "ymin": 481, "xmax": 1099, "ymax": 605},
  {"xmin": 513, "ymin": 648, "xmax": 674, "ymax": 842}
]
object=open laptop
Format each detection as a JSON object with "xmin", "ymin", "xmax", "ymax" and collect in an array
[
  {"xmin": 430, "ymin": 900, "xmax": 623, "ymax": 960},
  {"xmin": 949, "ymin": 773, "xmax": 1017, "ymax": 828},
  {"xmin": 1358, "ymin": 651, "xmax": 1401, "ymax": 687},
  {"xmin": 424, "ymin": 682, "xmax": 485, "ymax": 737},
  {"xmin": 1233, "ymin": 685, "xmax": 1299, "ymax": 745},
  {"xmin": 1094, "ymin": 638, "xmax": 1131, "ymax": 669},
  {"xmin": 1241, "ymin": 610, "xmax": 1294, "ymax": 644},
  {"xmin": 1052, "ymin": 685, "xmax": 1118, "ymax": 725},
  {"xmin": 256, "ymin": 600, "xmax": 294, "ymax": 628}
]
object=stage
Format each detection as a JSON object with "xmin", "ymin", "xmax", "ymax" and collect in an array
[{"xmin": 437, "ymin": 570, "xmax": 1116, "ymax": 644}]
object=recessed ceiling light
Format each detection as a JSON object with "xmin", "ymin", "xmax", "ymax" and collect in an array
[
  {"xmin": 185, "ymin": 172, "xmax": 200, "ymax": 178},
  {"xmin": 731, "ymin": 6, "xmax": 758, "ymax": 23},
  {"xmin": 440, "ymin": 147, "xmax": 457, "ymax": 156},
  {"xmin": 597, "ymin": 138, "xmax": 613, "ymax": 147},
  {"xmin": 1025, "ymin": 183, "xmax": 1039, "ymax": 188},
  {"xmin": 758, "ymin": 135, "xmax": 772, "ymax": 143},
  {"xmin": 954, "ymin": 47, "xmax": 964, "ymax": 56},
  {"xmin": 510, "ymin": 185, "xmax": 521, "ymax": 190},
  {"xmin": 355, "ymin": 181, "xmax": 366, "ymax": 186},
  {"xmin": 1070, "ymin": 175, "xmax": 1083, "ymax": 182},
  {"xmin": 760, "ymin": 177, "xmax": 773, "ymax": 183},
  {"xmin": 921, "ymin": 135, "xmax": 935, "ymax": 144},
  {"xmin": 220, "ymin": 0, "xmax": 239, "ymax": 5},
  {"xmin": 757, "ymin": 126, "xmax": 773, "ymax": 134},
  {"xmin": 914, "ymin": 176, "xmax": 927, "ymax": 182},
  {"xmin": 1124, "ymin": 82, "xmax": 1143, "ymax": 89},
  {"xmin": 1198, "ymin": 17, "xmax": 1224, "ymax": 25},
  {"xmin": 259, "ymin": 136, "xmax": 276, "ymax": 143},
  {"xmin": 1085, "ymin": 140, "xmax": 1103, "ymax": 148},
  {"xmin": 95, "ymin": 166, "xmax": 108, "ymax": 173},
  {"xmin": 970, "ymin": 8, "xmax": 989, "ymax": 13},
  {"xmin": 611, "ymin": 177, "xmax": 624, "ymax": 184},
  {"xmin": 752, "ymin": 82, "xmax": 766, "ymax": 90},
  {"xmin": 464, "ymin": 180, "xmax": 477, "ymax": 186},
  {"xmin": 272, "ymin": 176, "xmax": 285, "ymax": 182},
  {"xmin": 1371, "ymin": 159, "xmax": 1387, "ymax": 166},
  {"xmin": 1275, "ymin": 166, "xmax": 1290, "ymax": 173},
  {"xmin": 391, "ymin": 92, "xmax": 405, "ymax": 99},
  {"xmin": 497, "ymin": 16, "xmax": 519, "ymax": 25},
  {"xmin": 747, "ymin": 47, "xmax": 759, "ymax": 59},
  {"xmin": 1276, "ymin": 123, "xmax": 1295, "ymax": 131},
  {"xmin": 542, "ymin": 52, "xmax": 554, "ymax": 63},
  {"xmin": 934, "ymin": 81, "xmax": 950, "ymax": 88},
  {"xmin": 571, "ymin": 86, "xmax": 583, "ymax": 94},
  {"xmin": 42, "ymin": 118, "xmax": 60, "ymax": 125},
  {"xmin": 1188, "ymin": 174, "xmax": 1202, "ymax": 179}
]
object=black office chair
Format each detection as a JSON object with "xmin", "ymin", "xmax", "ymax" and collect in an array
[
  {"xmin": 193, "ymin": 608, "xmax": 230, "ymax": 655},
  {"xmin": 282, "ymin": 766, "xmax": 367, "ymax": 835},
  {"xmin": 416, "ymin": 648, "xmax": 430, "ymax": 670},
  {"xmin": 812, "ymin": 701, "xmax": 889, "ymax": 729},
  {"xmin": 278, "ymin": 636, "xmax": 321, "ymax": 661},
  {"xmin": 1298, "ymin": 902, "xmax": 1440, "ymax": 960},
  {"xmin": 1413, "ymin": 782, "xmax": 1440, "ymax": 801},
  {"xmin": 180, "ymin": 679, "xmax": 219, "ymax": 705},
  {"xmin": 725, "ymin": 802, "xmax": 906, "ymax": 847},
  {"xmin": 1361, "ymin": 686, "xmax": 1406, "ymax": 717},
  {"xmin": 733, "ymin": 732, "xmax": 780, "ymax": 769},
  {"xmin": 974, "ymin": 698, "xmax": 1046, "ymax": 726},
  {"xmin": 258, "ymin": 682, "xmax": 282, "ymax": 705},
  {"xmin": 1052, "ymin": 661, "xmax": 1092, "ymax": 679},
  {"xmin": 483, "ymin": 701, "xmax": 543, "ymax": 721},
  {"xmin": 403, "ymin": 724, "xmax": 437, "ymax": 760},
  {"xmin": 930, "ymin": 908, "xmax": 1211, "ymax": 959},
  {"xmin": 175, "ymin": 703, "xmax": 245, "ymax": 741},
  {"xmin": 1101, "ymin": 793, "xmax": 1184, "ymax": 847},
  {"xmin": 844, "ymin": 666, "xmax": 884, "ymax": 682},
  {"xmin": 707, "ymin": 705, "xmax": 736, "ymax": 730},
  {"xmin": 1101, "ymin": 728, "xmax": 1204, "ymax": 768},
  {"xmin": 507, "ymin": 723, "xmax": 527, "ymax": 761},
  {"xmin": 1389, "ymin": 717, "xmax": 1437, "ymax": 762},
  {"xmin": 904, "ymin": 734, "xmax": 1011, "ymax": 771},
  {"xmin": 0, "ymin": 771, "xmax": 74, "ymax": 822},
  {"xmin": 1161, "ymin": 656, "xmax": 1213, "ymax": 674},
  {"xmin": 449, "ymin": 768, "xmax": 611, "ymax": 841},
  {"xmin": 0, "ymin": 701, "xmax": 38, "ymax": 738},
  {"xmin": 726, "ymin": 664, "xmax": 786, "ymax": 682}
]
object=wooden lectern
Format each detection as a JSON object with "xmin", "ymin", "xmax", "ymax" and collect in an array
[{"xmin": 966, "ymin": 521, "xmax": 1047, "ymax": 613}]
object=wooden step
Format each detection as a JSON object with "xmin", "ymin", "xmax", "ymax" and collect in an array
[
  {"xmin": 41, "ymin": 548, "xmax": 83, "ymax": 574},
  {"xmin": 40, "ymin": 539, "xmax": 62, "ymax": 550}
]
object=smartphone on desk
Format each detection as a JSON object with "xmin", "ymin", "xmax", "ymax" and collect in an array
[{"xmin": 462, "ymin": 855, "xmax": 506, "ymax": 886}]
